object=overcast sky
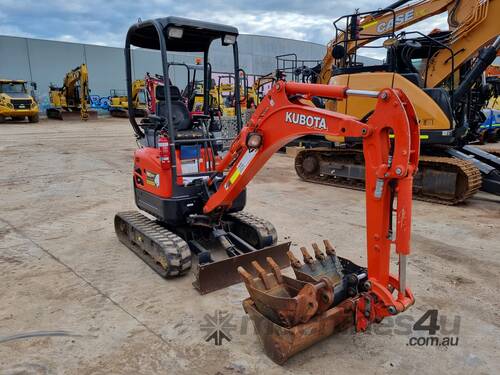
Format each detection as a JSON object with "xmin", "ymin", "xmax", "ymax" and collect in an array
[{"xmin": 0, "ymin": 0, "xmax": 448, "ymax": 58}]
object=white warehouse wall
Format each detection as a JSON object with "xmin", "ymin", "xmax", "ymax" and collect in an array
[{"xmin": 0, "ymin": 34, "xmax": 380, "ymax": 112}]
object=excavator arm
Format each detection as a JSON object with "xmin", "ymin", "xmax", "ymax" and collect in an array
[
  {"xmin": 425, "ymin": 0, "xmax": 499, "ymax": 87},
  {"xmin": 62, "ymin": 64, "xmax": 90, "ymax": 121},
  {"xmin": 204, "ymin": 81, "xmax": 420, "ymax": 327},
  {"xmin": 321, "ymin": 0, "xmax": 499, "ymax": 89},
  {"xmin": 79, "ymin": 64, "xmax": 89, "ymax": 121},
  {"xmin": 319, "ymin": 0, "xmax": 456, "ymax": 84}
]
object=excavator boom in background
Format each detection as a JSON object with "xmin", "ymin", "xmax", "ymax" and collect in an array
[
  {"xmin": 295, "ymin": 0, "xmax": 500, "ymax": 204},
  {"xmin": 47, "ymin": 63, "xmax": 97, "ymax": 121}
]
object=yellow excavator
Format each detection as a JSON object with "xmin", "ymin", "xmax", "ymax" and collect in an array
[
  {"xmin": 246, "ymin": 72, "xmax": 275, "ymax": 107},
  {"xmin": 108, "ymin": 79, "xmax": 147, "ymax": 117},
  {"xmin": 47, "ymin": 64, "xmax": 96, "ymax": 121},
  {"xmin": 295, "ymin": 0, "xmax": 500, "ymax": 204}
]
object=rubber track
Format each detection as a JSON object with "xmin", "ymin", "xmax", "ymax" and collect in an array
[
  {"xmin": 115, "ymin": 211, "xmax": 192, "ymax": 277},
  {"xmin": 226, "ymin": 211, "xmax": 278, "ymax": 246},
  {"xmin": 295, "ymin": 148, "xmax": 482, "ymax": 205}
]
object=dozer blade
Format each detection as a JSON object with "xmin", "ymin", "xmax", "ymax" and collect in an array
[{"xmin": 193, "ymin": 242, "xmax": 291, "ymax": 295}]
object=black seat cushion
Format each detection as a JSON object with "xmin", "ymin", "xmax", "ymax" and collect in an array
[
  {"xmin": 156, "ymin": 101, "xmax": 191, "ymax": 131},
  {"xmin": 155, "ymin": 85, "xmax": 181, "ymax": 101}
]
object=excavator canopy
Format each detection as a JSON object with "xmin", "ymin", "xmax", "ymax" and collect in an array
[{"xmin": 127, "ymin": 16, "xmax": 239, "ymax": 52}]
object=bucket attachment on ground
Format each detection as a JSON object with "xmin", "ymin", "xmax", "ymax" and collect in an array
[
  {"xmin": 239, "ymin": 240, "xmax": 368, "ymax": 363},
  {"xmin": 242, "ymin": 297, "xmax": 355, "ymax": 364},
  {"xmin": 193, "ymin": 242, "xmax": 291, "ymax": 294},
  {"xmin": 238, "ymin": 257, "xmax": 335, "ymax": 327}
]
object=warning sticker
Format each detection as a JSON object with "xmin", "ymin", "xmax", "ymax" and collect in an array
[
  {"xmin": 225, "ymin": 149, "xmax": 257, "ymax": 189},
  {"xmin": 145, "ymin": 170, "xmax": 160, "ymax": 187}
]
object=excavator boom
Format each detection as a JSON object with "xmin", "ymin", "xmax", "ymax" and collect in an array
[
  {"xmin": 201, "ymin": 80, "xmax": 419, "ymax": 362},
  {"xmin": 47, "ymin": 64, "xmax": 95, "ymax": 121},
  {"xmin": 299, "ymin": 0, "xmax": 500, "ymax": 203},
  {"xmin": 320, "ymin": 0, "xmax": 456, "ymax": 83}
]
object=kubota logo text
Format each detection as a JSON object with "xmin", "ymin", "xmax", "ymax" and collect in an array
[{"xmin": 285, "ymin": 112, "xmax": 327, "ymax": 130}]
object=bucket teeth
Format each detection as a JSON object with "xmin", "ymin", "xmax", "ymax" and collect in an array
[
  {"xmin": 287, "ymin": 251, "xmax": 302, "ymax": 269},
  {"xmin": 251, "ymin": 260, "xmax": 273, "ymax": 290},
  {"xmin": 312, "ymin": 243, "xmax": 326, "ymax": 261},
  {"xmin": 238, "ymin": 257, "xmax": 323, "ymax": 327},
  {"xmin": 238, "ymin": 240, "xmax": 349, "ymax": 329},
  {"xmin": 266, "ymin": 257, "xmax": 283, "ymax": 284},
  {"xmin": 324, "ymin": 239, "xmax": 336, "ymax": 256},
  {"xmin": 291, "ymin": 241, "xmax": 344, "ymax": 285},
  {"xmin": 300, "ymin": 246, "xmax": 314, "ymax": 264},
  {"xmin": 237, "ymin": 266, "xmax": 254, "ymax": 287}
]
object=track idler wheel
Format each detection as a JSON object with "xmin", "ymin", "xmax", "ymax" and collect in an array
[{"xmin": 301, "ymin": 155, "xmax": 320, "ymax": 174}]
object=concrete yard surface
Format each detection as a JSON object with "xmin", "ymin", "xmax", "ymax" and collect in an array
[{"xmin": 1, "ymin": 118, "xmax": 499, "ymax": 375}]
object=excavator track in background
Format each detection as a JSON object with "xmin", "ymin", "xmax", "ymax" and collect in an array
[
  {"xmin": 295, "ymin": 148, "xmax": 482, "ymax": 205},
  {"xmin": 225, "ymin": 211, "xmax": 278, "ymax": 248},
  {"xmin": 115, "ymin": 211, "xmax": 192, "ymax": 277}
]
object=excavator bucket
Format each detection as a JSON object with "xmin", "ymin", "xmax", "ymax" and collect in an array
[
  {"xmin": 288, "ymin": 240, "xmax": 344, "ymax": 283},
  {"xmin": 193, "ymin": 242, "xmax": 291, "ymax": 294},
  {"xmin": 242, "ymin": 297, "xmax": 355, "ymax": 364},
  {"xmin": 239, "ymin": 240, "xmax": 367, "ymax": 363}
]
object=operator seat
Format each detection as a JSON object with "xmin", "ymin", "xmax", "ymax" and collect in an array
[
  {"xmin": 156, "ymin": 85, "xmax": 191, "ymax": 131},
  {"xmin": 155, "ymin": 85, "xmax": 205, "ymax": 140}
]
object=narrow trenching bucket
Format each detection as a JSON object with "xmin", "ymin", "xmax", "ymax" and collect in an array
[{"xmin": 193, "ymin": 242, "xmax": 291, "ymax": 294}]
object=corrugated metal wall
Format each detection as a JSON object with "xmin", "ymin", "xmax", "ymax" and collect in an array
[{"xmin": 0, "ymin": 34, "xmax": 379, "ymax": 112}]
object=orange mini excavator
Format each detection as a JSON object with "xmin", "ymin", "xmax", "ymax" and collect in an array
[{"xmin": 115, "ymin": 17, "xmax": 419, "ymax": 360}]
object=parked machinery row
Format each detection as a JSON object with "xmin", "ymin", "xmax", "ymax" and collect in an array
[{"xmin": 292, "ymin": 0, "xmax": 500, "ymax": 203}]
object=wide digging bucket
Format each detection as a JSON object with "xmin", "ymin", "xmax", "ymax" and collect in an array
[
  {"xmin": 243, "ymin": 298, "xmax": 355, "ymax": 364},
  {"xmin": 193, "ymin": 242, "xmax": 291, "ymax": 294}
]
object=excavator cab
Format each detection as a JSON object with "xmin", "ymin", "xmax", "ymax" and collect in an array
[{"xmin": 118, "ymin": 17, "xmax": 290, "ymax": 294}]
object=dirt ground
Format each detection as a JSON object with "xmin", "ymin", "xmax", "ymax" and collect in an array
[{"xmin": 0, "ymin": 118, "xmax": 499, "ymax": 375}]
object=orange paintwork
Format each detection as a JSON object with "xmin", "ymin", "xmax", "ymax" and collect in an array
[
  {"xmin": 204, "ymin": 80, "xmax": 419, "ymax": 326},
  {"xmin": 132, "ymin": 80, "xmax": 419, "ymax": 330},
  {"xmin": 134, "ymin": 146, "xmax": 217, "ymax": 198}
]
